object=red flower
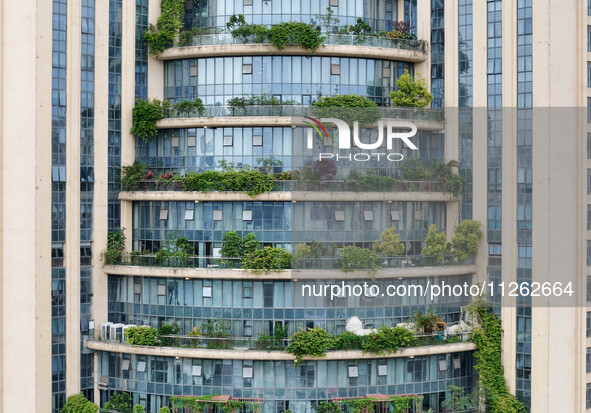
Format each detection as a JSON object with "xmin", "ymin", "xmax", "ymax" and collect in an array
[{"xmin": 146, "ymin": 170, "xmax": 154, "ymax": 179}]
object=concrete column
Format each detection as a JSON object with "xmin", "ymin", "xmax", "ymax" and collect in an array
[
  {"xmin": 414, "ymin": 0, "xmax": 431, "ymax": 88},
  {"xmin": 148, "ymin": 0, "xmax": 164, "ymax": 100}
]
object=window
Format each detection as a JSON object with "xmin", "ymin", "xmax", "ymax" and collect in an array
[
  {"xmin": 202, "ymin": 286, "xmax": 212, "ymax": 297},
  {"xmin": 588, "ymin": 134, "xmax": 591, "ymax": 159},
  {"xmin": 121, "ymin": 360, "xmax": 130, "ymax": 371},
  {"xmin": 489, "ymin": 243, "xmax": 502, "ymax": 256},
  {"xmin": 159, "ymin": 209, "xmax": 168, "ymax": 220},
  {"xmin": 171, "ymin": 136, "xmax": 179, "ymax": 147},
  {"xmin": 188, "ymin": 135, "xmax": 196, "ymax": 147},
  {"xmin": 382, "ymin": 67, "xmax": 391, "ymax": 78},
  {"xmin": 377, "ymin": 365, "xmax": 387, "ymax": 376},
  {"xmin": 363, "ymin": 210, "xmax": 373, "ymax": 221},
  {"xmin": 587, "ymin": 383, "xmax": 591, "ymax": 409},
  {"xmin": 185, "ymin": 209, "xmax": 194, "ymax": 221},
  {"xmin": 252, "ymin": 135, "xmax": 263, "ymax": 146},
  {"xmin": 192, "ymin": 365, "xmax": 202, "ymax": 376},
  {"xmin": 588, "ymin": 169, "xmax": 591, "ymax": 194},
  {"xmin": 329, "ymin": 0, "xmax": 339, "ymax": 6},
  {"xmin": 348, "ymin": 366, "xmax": 359, "ymax": 378},
  {"xmin": 137, "ymin": 361, "xmax": 146, "ymax": 372},
  {"xmin": 588, "ymin": 277, "xmax": 591, "ymax": 302},
  {"xmin": 242, "ymin": 210, "xmax": 253, "ymax": 221},
  {"xmin": 588, "ymin": 205, "xmax": 591, "ymax": 230},
  {"xmin": 330, "ymin": 64, "xmax": 341, "ymax": 75},
  {"xmin": 242, "ymin": 64, "xmax": 252, "ymax": 74},
  {"xmin": 587, "ymin": 312, "xmax": 591, "ymax": 337},
  {"xmin": 588, "ymin": 97, "xmax": 591, "ymax": 123},
  {"xmin": 223, "ymin": 135, "xmax": 233, "ymax": 146},
  {"xmin": 335, "ymin": 210, "xmax": 345, "ymax": 221},
  {"xmin": 242, "ymin": 367, "xmax": 253, "ymax": 379},
  {"xmin": 453, "ymin": 357, "xmax": 461, "ymax": 369},
  {"xmin": 244, "ymin": 0, "xmax": 253, "ymax": 5},
  {"xmin": 588, "ymin": 241, "xmax": 591, "ymax": 266},
  {"xmin": 588, "ymin": 62, "xmax": 591, "ymax": 88},
  {"xmin": 213, "ymin": 210, "xmax": 223, "ymax": 221}
]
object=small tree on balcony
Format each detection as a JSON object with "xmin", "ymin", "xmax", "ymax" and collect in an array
[
  {"xmin": 451, "ymin": 220, "xmax": 483, "ymax": 260},
  {"xmin": 390, "ymin": 70, "xmax": 433, "ymax": 108},
  {"xmin": 421, "ymin": 224, "xmax": 448, "ymax": 263},
  {"xmin": 221, "ymin": 231, "xmax": 243, "ymax": 257},
  {"xmin": 373, "ymin": 227, "xmax": 405, "ymax": 257}
]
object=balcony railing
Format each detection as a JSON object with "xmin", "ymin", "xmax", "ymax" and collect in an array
[
  {"xmin": 125, "ymin": 179, "xmax": 448, "ymax": 193},
  {"xmin": 89, "ymin": 329, "xmax": 472, "ymax": 351},
  {"xmin": 179, "ymin": 33, "xmax": 427, "ymax": 54},
  {"xmin": 163, "ymin": 105, "xmax": 445, "ymax": 122},
  {"xmin": 105, "ymin": 253, "xmax": 475, "ymax": 269}
]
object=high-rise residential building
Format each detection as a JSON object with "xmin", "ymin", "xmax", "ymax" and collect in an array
[{"xmin": 0, "ymin": 1, "xmax": 587, "ymax": 412}]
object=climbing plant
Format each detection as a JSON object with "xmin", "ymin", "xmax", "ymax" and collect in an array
[
  {"xmin": 144, "ymin": 0, "xmax": 185, "ymax": 55},
  {"xmin": 131, "ymin": 99, "xmax": 170, "ymax": 142},
  {"xmin": 312, "ymin": 94, "xmax": 381, "ymax": 125},
  {"xmin": 286, "ymin": 327, "xmax": 336, "ymax": 367}
]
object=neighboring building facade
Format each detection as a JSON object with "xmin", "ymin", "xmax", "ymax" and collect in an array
[{"xmin": 0, "ymin": 1, "xmax": 587, "ymax": 413}]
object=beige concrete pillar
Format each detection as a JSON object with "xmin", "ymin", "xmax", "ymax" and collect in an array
[
  {"xmin": 414, "ymin": 0, "xmax": 431, "ymax": 88},
  {"xmin": 148, "ymin": 0, "xmax": 164, "ymax": 101}
]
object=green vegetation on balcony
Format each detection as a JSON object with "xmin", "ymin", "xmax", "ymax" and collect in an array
[
  {"xmin": 227, "ymin": 14, "xmax": 324, "ymax": 51},
  {"xmin": 144, "ymin": 0, "xmax": 185, "ymax": 55},
  {"xmin": 62, "ymin": 394, "xmax": 98, "ymax": 413},
  {"xmin": 389, "ymin": 70, "xmax": 434, "ymax": 108},
  {"xmin": 311, "ymin": 94, "xmax": 382, "ymax": 125}
]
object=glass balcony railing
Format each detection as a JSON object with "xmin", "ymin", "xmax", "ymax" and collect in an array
[
  {"xmin": 163, "ymin": 105, "xmax": 445, "ymax": 122},
  {"xmin": 88, "ymin": 329, "xmax": 472, "ymax": 351},
  {"xmin": 178, "ymin": 33, "xmax": 427, "ymax": 54},
  {"xmin": 124, "ymin": 179, "xmax": 448, "ymax": 193},
  {"xmin": 105, "ymin": 253, "xmax": 475, "ymax": 269}
]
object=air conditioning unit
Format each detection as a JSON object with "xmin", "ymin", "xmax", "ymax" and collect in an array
[{"xmin": 101, "ymin": 322, "xmax": 113, "ymax": 341}]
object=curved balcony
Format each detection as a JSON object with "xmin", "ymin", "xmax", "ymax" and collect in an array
[
  {"xmin": 158, "ymin": 33, "xmax": 428, "ymax": 62},
  {"xmin": 86, "ymin": 336, "xmax": 475, "ymax": 361},
  {"xmin": 102, "ymin": 254, "xmax": 477, "ymax": 280},
  {"xmin": 156, "ymin": 106, "xmax": 445, "ymax": 131}
]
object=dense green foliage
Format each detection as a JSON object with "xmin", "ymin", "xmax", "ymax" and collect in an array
[
  {"xmin": 470, "ymin": 303, "xmax": 526, "ymax": 413},
  {"xmin": 360, "ymin": 326, "xmax": 416, "ymax": 355},
  {"xmin": 340, "ymin": 246, "xmax": 380, "ymax": 274},
  {"xmin": 287, "ymin": 327, "xmax": 336, "ymax": 366},
  {"xmin": 220, "ymin": 231, "xmax": 243, "ymax": 258},
  {"xmin": 159, "ymin": 407, "xmax": 171, "ymax": 413},
  {"xmin": 390, "ymin": 70, "xmax": 433, "ymax": 107},
  {"xmin": 372, "ymin": 227, "xmax": 405, "ymax": 257},
  {"xmin": 227, "ymin": 94, "xmax": 296, "ymax": 111},
  {"xmin": 452, "ymin": 220, "xmax": 483, "ymax": 260},
  {"xmin": 380, "ymin": 21, "xmax": 416, "ymax": 40},
  {"xmin": 201, "ymin": 319, "xmax": 231, "ymax": 349},
  {"xmin": 242, "ymin": 246, "xmax": 292, "ymax": 272},
  {"xmin": 103, "ymin": 229, "xmax": 126, "ymax": 265},
  {"xmin": 227, "ymin": 15, "xmax": 324, "ymax": 51},
  {"xmin": 421, "ymin": 224, "xmax": 448, "ymax": 261},
  {"xmin": 255, "ymin": 322, "xmax": 288, "ymax": 351},
  {"xmin": 121, "ymin": 162, "xmax": 149, "ymax": 191},
  {"xmin": 412, "ymin": 309, "xmax": 447, "ymax": 334},
  {"xmin": 182, "ymin": 169, "xmax": 284, "ymax": 197},
  {"xmin": 241, "ymin": 233, "xmax": 259, "ymax": 256},
  {"xmin": 104, "ymin": 392, "xmax": 133, "ymax": 413},
  {"xmin": 399, "ymin": 158, "xmax": 465, "ymax": 196},
  {"xmin": 312, "ymin": 94, "xmax": 381, "ymax": 125},
  {"xmin": 124, "ymin": 326, "xmax": 159, "ymax": 346},
  {"xmin": 154, "ymin": 231, "xmax": 192, "ymax": 266},
  {"xmin": 61, "ymin": 394, "xmax": 98, "ymax": 413},
  {"xmin": 440, "ymin": 385, "xmax": 479, "ymax": 412},
  {"xmin": 144, "ymin": 0, "xmax": 185, "ymax": 55},
  {"xmin": 131, "ymin": 99, "xmax": 169, "ymax": 142},
  {"xmin": 133, "ymin": 405, "xmax": 146, "ymax": 413},
  {"xmin": 173, "ymin": 98, "xmax": 205, "ymax": 117},
  {"xmin": 158, "ymin": 323, "xmax": 181, "ymax": 346}
]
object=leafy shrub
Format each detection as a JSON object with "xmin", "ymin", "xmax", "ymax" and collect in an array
[
  {"xmin": 412, "ymin": 310, "xmax": 446, "ymax": 334},
  {"xmin": 181, "ymin": 169, "xmax": 281, "ymax": 197},
  {"xmin": 421, "ymin": 224, "xmax": 448, "ymax": 262},
  {"xmin": 61, "ymin": 394, "xmax": 98, "ymax": 413},
  {"xmin": 242, "ymin": 247, "xmax": 292, "ymax": 272},
  {"xmin": 125, "ymin": 326, "xmax": 159, "ymax": 346},
  {"xmin": 121, "ymin": 162, "xmax": 149, "ymax": 191},
  {"xmin": 333, "ymin": 332, "xmax": 364, "ymax": 350},
  {"xmin": 287, "ymin": 327, "xmax": 336, "ymax": 366},
  {"xmin": 201, "ymin": 319, "xmax": 231, "ymax": 349},
  {"xmin": 133, "ymin": 405, "xmax": 145, "ymax": 413},
  {"xmin": 312, "ymin": 94, "xmax": 381, "ymax": 125},
  {"xmin": 102, "ymin": 229, "xmax": 126, "ymax": 265},
  {"xmin": 255, "ymin": 323, "xmax": 288, "ymax": 351},
  {"xmin": 173, "ymin": 98, "xmax": 205, "ymax": 117},
  {"xmin": 144, "ymin": 0, "xmax": 185, "ymax": 55},
  {"xmin": 221, "ymin": 231, "xmax": 243, "ymax": 257},
  {"xmin": 105, "ymin": 392, "xmax": 133, "ymax": 413},
  {"xmin": 348, "ymin": 18, "xmax": 372, "ymax": 43},
  {"xmin": 373, "ymin": 227, "xmax": 405, "ymax": 257},
  {"xmin": 340, "ymin": 246, "xmax": 380, "ymax": 274},
  {"xmin": 131, "ymin": 99, "xmax": 169, "ymax": 142},
  {"xmin": 159, "ymin": 408, "xmax": 171, "ymax": 413},
  {"xmin": 241, "ymin": 233, "xmax": 259, "ymax": 256},
  {"xmin": 390, "ymin": 70, "xmax": 433, "ymax": 107},
  {"xmin": 316, "ymin": 401, "xmax": 342, "ymax": 413},
  {"xmin": 399, "ymin": 157, "xmax": 431, "ymax": 180},
  {"xmin": 158, "ymin": 323, "xmax": 180, "ymax": 347},
  {"xmin": 381, "ymin": 21, "xmax": 416, "ymax": 40},
  {"xmin": 361, "ymin": 326, "xmax": 416, "ymax": 355},
  {"xmin": 452, "ymin": 220, "xmax": 483, "ymax": 260},
  {"xmin": 444, "ymin": 173, "xmax": 465, "ymax": 197}
]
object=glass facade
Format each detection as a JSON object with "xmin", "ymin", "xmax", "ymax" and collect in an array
[
  {"xmin": 430, "ymin": 0, "xmax": 444, "ymax": 108},
  {"xmin": 51, "ymin": 0, "xmax": 67, "ymax": 410},
  {"xmin": 184, "ymin": 0, "xmax": 397, "ymax": 32},
  {"xmin": 515, "ymin": 0, "xmax": 533, "ymax": 409},
  {"xmin": 97, "ymin": 352, "xmax": 474, "ymax": 413},
  {"xmin": 109, "ymin": 0, "xmax": 122, "ymax": 229},
  {"xmin": 458, "ymin": 0, "xmax": 473, "ymax": 220},
  {"xmin": 135, "ymin": 0, "xmax": 149, "ymax": 100},
  {"xmin": 486, "ymin": 0, "xmax": 502, "ymax": 311},
  {"xmin": 163, "ymin": 57, "xmax": 413, "ymax": 106}
]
